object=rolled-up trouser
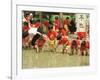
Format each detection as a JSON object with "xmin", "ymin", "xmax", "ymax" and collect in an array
[{"xmin": 31, "ymin": 33, "xmax": 41, "ymax": 46}]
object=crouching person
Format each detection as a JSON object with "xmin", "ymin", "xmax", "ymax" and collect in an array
[
  {"xmin": 36, "ymin": 35, "xmax": 46, "ymax": 53},
  {"xmin": 70, "ymin": 39, "xmax": 78, "ymax": 55},
  {"xmin": 86, "ymin": 40, "xmax": 90, "ymax": 56},
  {"xmin": 62, "ymin": 39, "xmax": 71, "ymax": 54},
  {"xmin": 80, "ymin": 40, "xmax": 87, "ymax": 56}
]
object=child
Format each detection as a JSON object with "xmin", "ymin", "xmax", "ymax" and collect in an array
[
  {"xmin": 76, "ymin": 37, "xmax": 81, "ymax": 55},
  {"xmin": 22, "ymin": 22, "xmax": 29, "ymax": 32},
  {"xmin": 57, "ymin": 28, "xmax": 68, "ymax": 53},
  {"xmin": 30, "ymin": 21, "xmax": 43, "ymax": 49},
  {"xmin": 47, "ymin": 26, "xmax": 57, "ymax": 52},
  {"xmin": 54, "ymin": 16, "xmax": 61, "ymax": 32},
  {"xmin": 86, "ymin": 40, "xmax": 90, "ymax": 56},
  {"xmin": 63, "ymin": 17, "xmax": 70, "ymax": 33},
  {"xmin": 71, "ymin": 39, "xmax": 78, "ymax": 55},
  {"xmin": 80, "ymin": 40, "xmax": 87, "ymax": 56},
  {"xmin": 62, "ymin": 39, "xmax": 71, "ymax": 54},
  {"xmin": 22, "ymin": 22, "xmax": 30, "ymax": 48},
  {"xmin": 36, "ymin": 36, "xmax": 46, "ymax": 53}
]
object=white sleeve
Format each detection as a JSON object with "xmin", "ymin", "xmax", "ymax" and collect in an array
[{"xmin": 28, "ymin": 28, "xmax": 38, "ymax": 35}]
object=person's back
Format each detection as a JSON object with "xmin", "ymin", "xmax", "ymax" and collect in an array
[
  {"xmin": 81, "ymin": 41, "xmax": 86, "ymax": 48},
  {"xmin": 68, "ymin": 19, "xmax": 76, "ymax": 33},
  {"xmin": 71, "ymin": 40, "xmax": 77, "ymax": 49},
  {"xmin": 80, "ymin": 40, "xmax": 87, "ymax": 52}
]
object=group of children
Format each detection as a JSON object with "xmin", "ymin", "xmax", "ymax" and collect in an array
[
  {"xmin": 46, "ymin": 26, "xmax": 89, "ymax": 56},
  {"xmin": 22, "ymin": 12, "xmax": 89, "ymax": 56}
]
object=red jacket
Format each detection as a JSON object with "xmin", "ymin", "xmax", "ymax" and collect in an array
[
  {"xmin": 48, "ymin": 31, "xmax": 57, "ymax": 40},
  {"xmin": 23, "ymin": 26, "xmax": 29, "ymax": 31},
  {"xmin": 37, "ymin": 39, "xmax": 46, "ymax": 47},
  {"xmin": 61, "ymin": 29, "xmax": 66, "ymax": 36},
  {"xmin": 54, "ymin": 20, "xmax": 61, "ymax": 30},
  {"xmin": 64, "ymin": 19, "xmax": 70, "ymax": 25},
  {"xmin": 43, "ymin": 21, "xmax": 49, "ymax": 27},
  {"xmin": 59, "ymin": 36, "xmax": 68, "ymax": 45}
]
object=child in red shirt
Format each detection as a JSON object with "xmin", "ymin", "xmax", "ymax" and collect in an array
[
  {"xmin": 58, "ymin": 28, "xmax": 67, "ymax": 45},
  {"xmin": 47, "ymin": 26, "xmax": 57, "ymax": 51},
  {"xmin": 47, "ymin": 30, "xmax": 57, "ymax": 40},
  {"xmin": 54, "ymin": 16, "xmax": 61, "ymax": 31},
  {"xmin": 36, "ymin": 36, "xmax": 46, "ymax": 52},
  {"xmin": 63, "ymin": 17, "xmax": 71, "ymax": 33}
]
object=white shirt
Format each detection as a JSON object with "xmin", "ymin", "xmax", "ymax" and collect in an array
[{"xmin": 28, "ymin": 27, "xmax": 41, "ymax": 35}]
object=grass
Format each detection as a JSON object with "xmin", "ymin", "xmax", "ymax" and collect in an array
[{"xmin": 22, "ymin": 48, "xmax": 89, "ymax": 69}]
